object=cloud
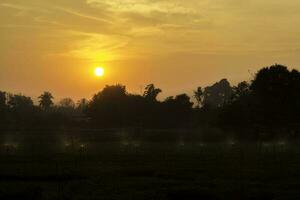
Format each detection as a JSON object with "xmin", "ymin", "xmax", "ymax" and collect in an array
[
  {"xmin": 65, "ymin": 31, "xmax": 130, "ymax": 62},
  {"xmin": 2, "ymin": 0, "xmax": 300, "ymax": 64}
]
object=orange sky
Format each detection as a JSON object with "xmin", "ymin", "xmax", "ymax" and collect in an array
[{"xmin": 1, "ymin": 0, "xmax": 300, "ymax": 101}]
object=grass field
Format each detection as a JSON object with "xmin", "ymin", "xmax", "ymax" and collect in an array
[{"xmin": 0, "ymin": 130, "xmax": 299, "ymax": 200}]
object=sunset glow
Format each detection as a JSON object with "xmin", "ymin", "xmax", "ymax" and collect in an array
[
  {"xmin": 94, "ymin": 67, "xmax": 105, "ymax": 77},
  {"xmin": 1, "ymin": 0, "xmax": 300, "ymax": 100},
  {"xmin": 0, "ymin": 1, "xmax": 300, "ymax": 198}
]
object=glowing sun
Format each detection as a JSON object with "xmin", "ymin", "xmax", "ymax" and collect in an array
[{"xmin": 94, "ymin": 67, "xmax": 104, "ymax": 77}]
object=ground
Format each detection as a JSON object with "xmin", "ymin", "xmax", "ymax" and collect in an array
[{"xmin": 0, "ymin": 131, "xmax": 299, "ymax": 200}]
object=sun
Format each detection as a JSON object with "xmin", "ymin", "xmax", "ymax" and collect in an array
[{"xmin": 94, "ymin": 67, "xmax": 104, "ymax": 77}]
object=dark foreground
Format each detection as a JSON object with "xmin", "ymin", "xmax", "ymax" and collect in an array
[{"xmin": 0, "ymin": 131, "xmax": 299, "ymax": 200}]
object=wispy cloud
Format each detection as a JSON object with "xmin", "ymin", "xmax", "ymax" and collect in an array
[
  {"xmin": 56, "ymin": 7, "xmax": 112, "ymax": 24},
  {"xmin": 64, "ymin": 31, "xmax": 130, "ymax": 62},
  {"xmin": 2, "ymin": 0, "xmax": 300, "ymax": 63}
]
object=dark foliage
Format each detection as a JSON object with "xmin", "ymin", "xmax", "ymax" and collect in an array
[
  {"xmin": 1, "ymin": 64, "xmax": 300, "ymax": 142},
  {"xmin": 220, "ymin": 64, "xmax": 300, "ymax": 141}
]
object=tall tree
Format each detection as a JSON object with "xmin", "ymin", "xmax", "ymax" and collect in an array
[
  {"xmin": 251, "ymin": 64, "xmax": 300, "ymax": 129},
  {"xmin": 0, "ymin": 91, "xmax": 7, "ymax": 109},
  {"xmin": 38, "ymin": 92, "xmax": 54, "ymax": 110},
  {"xmin": 221, "ymin": 64, "xmax": 300, "ymax": 141},
  {"xmin": 88, "ymin": 84, "xmax": 127, "ymax": 127},
  {"xmin": 193, "ymin": 87, "xmax": 204, "ymax": 108},
  {"xmin": 203, "ymin": 79, "xmax": 232, "ymax": 108},
  {"xmin": 0, "ymin": 91, "xmax": 8, "ymax": 123}
]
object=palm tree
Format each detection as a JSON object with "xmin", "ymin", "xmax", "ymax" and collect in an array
[{"xmin": 38, "ymin": 92, "xmax": 54, "ymax": 110}]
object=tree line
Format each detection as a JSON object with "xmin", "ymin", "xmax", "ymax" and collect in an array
[{"xmin": 1, "ymin": 64, "xmax": 300, "ymax": 142}]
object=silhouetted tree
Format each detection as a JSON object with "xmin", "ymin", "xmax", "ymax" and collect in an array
[
  {"xmin": 8, "ymin": 94, "xmax": 34, "ymax": 111},
  {"xmin": 77, "ymin": 98, "xmax": 89, "ymax": 114},
  {"xmin": 250, "ymin": 64, "xmax": 300, "ymax": 139},
  {"xmin": 220, "ymin": 64, "xmax": 300, "ymax": 141},
  {"xmin": 203, "ymin": 79, "xmax": 232, "ymax": 108},
  {"xmin": 88, "ymin": 84, "xmax": 127, "ymax": 127},
  {"xmin": 174, "ymin": 94, "xmax": 194, "ymax": 109},
  {"xmin": 7, "ymin": 94, "xmax": 35, "ymax": 127},
  {"xmin": 0, "ymin": 91, "xmax": 8, "ymax": 125},
  {"xmin": 125, "ymin": 94, "xmax": 148, "ymax": 127},
  {"xmin": 59, "ymin": 98, "xmax": 75, "ymax": 108},
  {"xmin": 38, "ymin": 92, "xmax": 54, "ymax": 110},
  {"xmin": 161, "ymin": 94, "xmax": 194, "ymax": 128},
  {"xmin": 219, "ymin": 81, "xmax": 253, "ymax": 140},
  {"xmin": 193, "ymin": 87, "xmax": 204, "ymax": 108},
  {"xmin": 143, "ymin": 84, "xmax": 162, "ymax": 102},
  {"xmin": 231, "ymin": 81, "xmax": 251, "ymax": 102},
  {"xmin": 1, "ymin": 63, "xmax": 299, "ymax": 141},
  {"xmin": 0, "ymin": 91, "xmax": 6, "ymax": 107},
  {"xmin": 55, "ymin": 97, "xmax": 76, "ymax": 125}
]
